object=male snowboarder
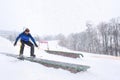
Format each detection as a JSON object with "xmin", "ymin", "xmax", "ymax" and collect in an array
[{"xmin": 14, "ymin": 28, "xmax": 38, "ymax": 58}]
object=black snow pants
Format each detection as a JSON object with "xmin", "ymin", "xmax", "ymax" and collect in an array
[{"xmin": 20, "ymin": 40, "xmax": 35, "ymax": 56}]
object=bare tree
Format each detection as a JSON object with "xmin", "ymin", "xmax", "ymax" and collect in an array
[{"xmin": 110, "ymin": 18, "xmax": 120, "ymax": 56}]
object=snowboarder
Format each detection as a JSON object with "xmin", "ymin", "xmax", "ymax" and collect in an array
[{"xmin": 14, "ymin": 28, "xmax": 38, "ymax": 58}]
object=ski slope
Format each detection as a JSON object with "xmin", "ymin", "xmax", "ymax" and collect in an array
[{"xmin": 0, "ymin": 36, "xmax": 120, "ymax": 80}]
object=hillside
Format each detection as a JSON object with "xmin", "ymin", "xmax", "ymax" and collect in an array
[{"xmin": 0, "ymin": 36, "xmax": 120, "ymax": 80}]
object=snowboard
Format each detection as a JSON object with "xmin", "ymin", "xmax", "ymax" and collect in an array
[
  {"xmin": 17, "ymin": 56, "xmax": 24, "ymax": 60},
  {"xmin": 17, "ymin": 56, "xmax": 35, "ymax": 60}
]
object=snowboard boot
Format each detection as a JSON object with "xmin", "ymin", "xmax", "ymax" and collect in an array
[
  {"xmin": 17, "ymin": 54, "xmax": 24, "ymax": 60},
  {"xmin": 30, "ymin": 54, "xmax": 36, "ymax": 58}
]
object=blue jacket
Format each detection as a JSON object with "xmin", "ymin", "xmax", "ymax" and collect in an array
[{"xmin": 14, "ymin": 32, "xmax": 37, "ymax": 45}]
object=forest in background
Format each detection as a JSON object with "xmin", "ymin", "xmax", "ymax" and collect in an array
[{"xmin": 58, "ymin": 17, "xmax": 120, "ymax": 56}]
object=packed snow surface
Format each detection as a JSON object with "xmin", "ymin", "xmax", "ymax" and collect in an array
[{"xmin": 0, "ymin": 36, "xmax": 120, "ymax": 80}]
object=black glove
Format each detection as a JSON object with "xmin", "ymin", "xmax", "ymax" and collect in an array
[
  {"xmin": 14, "ymin": 42, "xmax": 17, "ymax": 46},
  {"xmin": 35, "ymin": 43, "xmax": 38, "ymax": 47}
]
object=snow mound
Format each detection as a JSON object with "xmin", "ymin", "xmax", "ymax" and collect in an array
[{"xmin": 0, "ymin": 36, "xmax": 15, "ymax": 53}]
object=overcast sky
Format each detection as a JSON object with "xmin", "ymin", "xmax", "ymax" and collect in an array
[{"xmin": 0, "ymin": 0, "xmax": 120, "ymax": 36}]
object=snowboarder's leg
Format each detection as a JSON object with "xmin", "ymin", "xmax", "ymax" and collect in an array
[
  {"xmin": 19, "ymin": 40, "xmax": 25, "ymax": 56},
  {"xmin": 26, "ymin": 41, "xmax": 35, "ymax": 57}
]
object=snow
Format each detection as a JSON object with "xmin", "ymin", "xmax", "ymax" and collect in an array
[{"xmin": 0, "ymin": 36, "xmax": 120, "ymax": 80}]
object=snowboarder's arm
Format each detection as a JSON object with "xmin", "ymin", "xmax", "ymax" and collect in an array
[
  {"xmin": 14, "ymin": 33, "xmax": 22, "ymax": 46},
  {"xmin": 29, "ymin": 34, "xmax": 38, "ymax": 47}
]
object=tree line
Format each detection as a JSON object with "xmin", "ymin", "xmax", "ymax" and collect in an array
[{"xmin": 58, "ymin": 17, "xmax": 120, "ymax": 56}]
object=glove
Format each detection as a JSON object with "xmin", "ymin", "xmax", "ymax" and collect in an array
[
  {"xmin": 35, "ymin": 43, "xmax": 38, "ymax": 47},
  {"xmin": 14, "ymin": 42, "xmax": 16, "ymax": 46}
]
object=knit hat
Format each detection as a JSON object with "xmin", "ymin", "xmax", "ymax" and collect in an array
[{"xmin": 25, "ymin": 28, "xmax": 30, "ymax": 32}]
